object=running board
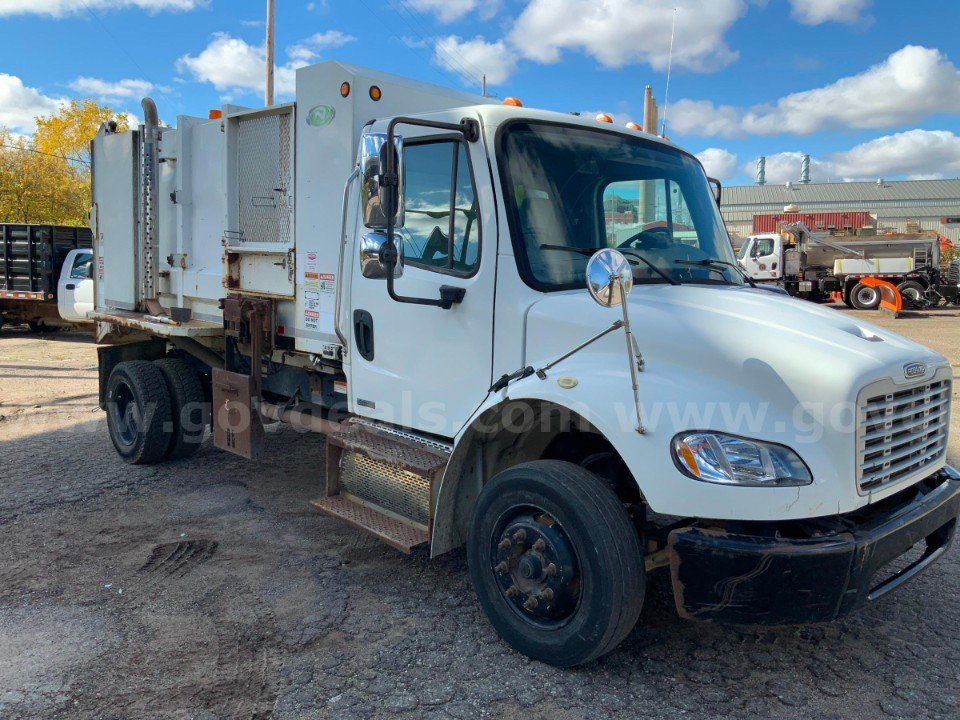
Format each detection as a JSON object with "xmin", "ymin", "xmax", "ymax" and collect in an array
[
  {"xmin": 310, "ymin": 495, "xmax": 429, "ymax": 553},
  {"xmin": 311, "ymin": 419, "xmax": 451, "ymax": 553}
]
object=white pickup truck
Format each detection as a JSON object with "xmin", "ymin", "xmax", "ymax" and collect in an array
[{"xmin": 88, "ymin": 61, "xmax": 959, "ymax": 667}]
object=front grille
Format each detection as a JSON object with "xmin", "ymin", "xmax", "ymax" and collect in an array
[{"xmin": 857, "ymin": 379, "xmax": 951, "ymax": 493}]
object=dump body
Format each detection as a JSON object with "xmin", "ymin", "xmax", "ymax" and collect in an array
[{"xmin": 0, "ymin": 223, "xmax": 92, "ymax": 327}]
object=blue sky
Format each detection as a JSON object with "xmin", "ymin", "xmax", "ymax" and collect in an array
[{"xmin": 1, "ymin": 0, "xmax": 958, "ymax": 186}]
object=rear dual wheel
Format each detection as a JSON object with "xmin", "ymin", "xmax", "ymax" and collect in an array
[
  {"xmin": 850, "ymin": 282, "xmax": 881, "ymax": 310},
  {"xmin": 106, "ymin": 358, "xmax": 207, "ymax": 464},
  {"xmin": 468, "ymin": 460, "xmax": 645, "ymax": 667}
]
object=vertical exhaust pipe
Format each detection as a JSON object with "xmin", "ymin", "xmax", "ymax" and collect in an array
[
  {"xmin": 140, "ymin": 97, "xmax": 165, "ymax": 315},
  {"xmin": 756, "ymin": 156, "xmax": 766, "ymax": 186}
]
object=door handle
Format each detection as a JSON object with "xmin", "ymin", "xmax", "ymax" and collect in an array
[
  {"xmin": 353, "ymin": 309, "xmax": 374, "ymax": 361},
  {"xmin": 65, "ymin": 283, "xmax": 76, "ymax": 290}
]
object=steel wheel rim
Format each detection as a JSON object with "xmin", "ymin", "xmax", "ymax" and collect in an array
[
  {"xmin": 109, "ymin": 382, "xmax": 139, "ymax": 446},
  {"xmin": 902, "ymin": 287, "xmax": 922, "ymax": 302},
  {"xmin": 856, "ymin": 287, "xmax": 879, "ymax": 306},
  {"xmin": 491, "ymin": 505, "xmax": 582, "ymax": 628}
]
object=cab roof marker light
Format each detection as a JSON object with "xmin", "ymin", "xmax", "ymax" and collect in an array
[
  {"xmin": 625, "ymin": 121, "xmax": 641, "ymax": 131},
  {"xmin": 596, "ymin": 113, "xmax": 613, "ymax": 123},
  {"xmin": 503, "ymin": 97, "xmax": 523, "ymax": 107}
]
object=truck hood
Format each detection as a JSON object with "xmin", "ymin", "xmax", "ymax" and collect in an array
[{"xmin": 519, "ymin": 284, "xmax": 950, "ymax": 520}]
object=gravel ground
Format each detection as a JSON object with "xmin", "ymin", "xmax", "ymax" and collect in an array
[{"xmin": 1, "ymin": 306, "xmax": 959, "ymax": 720}]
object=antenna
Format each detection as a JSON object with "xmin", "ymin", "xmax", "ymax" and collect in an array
[{"xmin": 660, "ymin": 7, "xmax": 677, "ymax": 137}]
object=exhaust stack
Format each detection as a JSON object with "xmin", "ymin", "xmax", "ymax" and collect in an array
[
  {"xmin": 756, "ymin": 156, "xmax": 766, "ymax": 186},
  {"xmin": 139, "ymin": 97, "xmax": 164, "ymax": 314}
]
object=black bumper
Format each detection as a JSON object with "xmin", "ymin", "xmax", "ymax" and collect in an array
[{"xmin": 667, "ymin": 467, "xmax": 960, "ymax": 624}]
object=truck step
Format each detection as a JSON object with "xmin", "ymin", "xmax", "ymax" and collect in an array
[
  {"xmin": 310, "ymin": 495, "xmax": 429, "ymax": 553},
  {"xmin": 314, "ymin": 420, "xmax": 451, "ymax": 551}
]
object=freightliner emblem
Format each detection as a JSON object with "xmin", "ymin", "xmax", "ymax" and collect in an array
[{"xmin": 903, "ymin": 362, "xmax": 926, "ymax": 379}]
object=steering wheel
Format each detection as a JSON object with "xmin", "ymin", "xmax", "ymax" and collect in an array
[{"xmin": 617, "ymin": 226, "xmax": 672, "ymax": 250}]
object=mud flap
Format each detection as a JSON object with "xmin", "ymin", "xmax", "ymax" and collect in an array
[{"xmin": 212, "ymin": 368, "xmax": 264, "ymax": 460}]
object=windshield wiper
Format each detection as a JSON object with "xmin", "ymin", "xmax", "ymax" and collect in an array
[
  {"xmin": 674, "ymin": 258, "xmax": 757, "ymax": 287},
  {"xmin": 539, "ymin": 244, "xmax": 679, "ymax": 286}
]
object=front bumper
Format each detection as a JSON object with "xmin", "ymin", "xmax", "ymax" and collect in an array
[{"xmin": 667, "ymin": 466, "xmax": 960, "ymax": 624}]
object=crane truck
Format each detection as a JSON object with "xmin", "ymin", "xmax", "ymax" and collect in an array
[
  {"xmin": 737, "ymin": 222, "xmax": 960, "ymax": 309},
  {"xmin": 88, "ymin": 61, "xmax": 960, "ymax": 667}
]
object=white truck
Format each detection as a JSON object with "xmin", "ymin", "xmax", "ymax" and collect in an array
[
  {"xmin": 89, "ymin": 61, "xmax": 960, "ymax": 667},
  {"xmin": 0, "ymin": 224, "xmax": 94, "ymax": 332},
  {"xmin": 737, "ymin": 224, "xmax": 956, "ymax": 309}
]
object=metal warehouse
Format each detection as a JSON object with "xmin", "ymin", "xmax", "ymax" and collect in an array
[{"xmin": 720, "ymin": 178, "xmax": 960, "ymax": 244}]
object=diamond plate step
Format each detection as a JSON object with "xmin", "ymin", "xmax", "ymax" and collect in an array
[{"xmin": 310, "ymin": 495, "xmax": 429, "ymax": 554}]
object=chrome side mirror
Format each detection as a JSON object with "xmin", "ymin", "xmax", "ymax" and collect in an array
[
  {"xmin": 361, "ymin": 133, "xmax": 404, "ymax": 229},
  {"xmin": 359, "ymin": 232, "xmax": 404, "ymax": 279},
  {"xmin": 586, "ymin": 249, "xmax": 632, "ymax": 307}
]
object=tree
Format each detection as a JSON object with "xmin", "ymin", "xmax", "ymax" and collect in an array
[{"xmin": 0, "ymin": 101, "xmax": 129, "ymax": 225}]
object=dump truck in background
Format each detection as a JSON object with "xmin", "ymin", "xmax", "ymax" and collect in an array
[
  {"xmin": 88, "ymin": 60, "xmax": 960, "ymax": 667},
  {"xmin": 738, "ymin": 222, "xmax": 960, "ymax": 309},
  {"xmin": 0, "ymin": 223, "xmax": 95, "ymax": 331}
]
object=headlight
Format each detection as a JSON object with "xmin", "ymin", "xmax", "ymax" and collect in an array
[{"xmin": 672, "ymin": 432, "xmax": 812, "ymax": 487}]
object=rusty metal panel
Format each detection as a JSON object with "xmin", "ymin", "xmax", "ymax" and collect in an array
[
  {"xmin": 212, "ymin": 368, "xmax": 263, "ymax": 460},
  {"xmin": 753, "ymin": 212, "xmax": 872, "ymax": 233}
]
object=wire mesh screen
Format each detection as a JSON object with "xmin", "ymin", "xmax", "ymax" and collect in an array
[{"xmin": 236, "ymin": 112, "xmax": 292, "ymax": 244}]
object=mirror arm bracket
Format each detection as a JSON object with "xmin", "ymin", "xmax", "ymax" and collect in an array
[{"xmin": 382, "ymin": 114, "xmax": 479, "ymax": 309}]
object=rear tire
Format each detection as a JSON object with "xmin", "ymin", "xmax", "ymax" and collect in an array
[
  {"xmin": 850, "ymin": 282, "xmax": 881, "ymax": 310},
  {"xmin": 897, "ymin": 280, "xmax": 926, "ymax": 308},
  {"xmin": 155, "ymin": 357, "xmax": 208, "ymax": 460},
  {"xmin": 105, "ymin": 361, "xmax": 172, "ymax": 465},
  {"xmin": 467, "ymin": 460, "xmax": 645, "ymax": 667}
]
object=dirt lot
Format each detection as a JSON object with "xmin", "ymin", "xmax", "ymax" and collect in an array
[{"xmin": 1, "ymin": 306, "xmax": 959, "ymax": 720}]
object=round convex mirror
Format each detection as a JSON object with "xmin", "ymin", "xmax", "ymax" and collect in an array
[{"xmin": 586, "ymin": 249, "xmax": 633, "ymax": 307}]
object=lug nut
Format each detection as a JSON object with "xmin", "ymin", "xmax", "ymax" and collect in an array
[
  {"xmin": 506, "ymin": 585, "xmax": 520, "ymax": 598},
  {"xmin": 545, "ymin": 563, "xmax": 558, "ymax": 577},
  {"xmin": 532, "ymin": 539, "xmax": 546, "ymax": 552},
  {"xmin": 523, "ymin": 596, "xmax": 539, "ymax": 611},
  {"xmin": 540, "ymin": 588, "xmax": 554, "ymax": 601},
  {"xmin": 497, "ymin": 538, "xmax": 511, "ymax": 551},
  {"xmin": 495, "ymin": 561, "xmax": 509, "ymax": 573},
  {"xmin": 513, "ymin": 529, "xmax": 527, "ymax": 543}
]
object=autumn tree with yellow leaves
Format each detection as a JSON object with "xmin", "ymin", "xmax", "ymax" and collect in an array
[{"xmin": 0, "ymin": 100, "xmax": 128, "ymax": 226}]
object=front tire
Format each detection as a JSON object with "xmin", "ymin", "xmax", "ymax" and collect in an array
[
  {"xmin": 850, "ymin": 282, "xmax": 881, "ymax": 310},
  {"xmin": 105, "ymin": 361, "xmax": 172, "ymax": 464},
  {"xmin": 467, "ymin": 460, "xmax": 645, "ymax": 667}
]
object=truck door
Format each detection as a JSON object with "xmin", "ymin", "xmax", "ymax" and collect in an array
[
  {"xmin": 742, "ymin": 235, "xmax": 781, "ymax": 280},
  {"xmin": 347, "ymin": 124, "xmax": 495, "ymax": 438},
  {"xmin": 57, "ymin": 248, "xmax": 95, "ymax": 323}
]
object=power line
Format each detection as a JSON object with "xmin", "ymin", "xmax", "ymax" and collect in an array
[{"xmin": 0, "ymin": 143, "xmax": 91, "ymax": 166}]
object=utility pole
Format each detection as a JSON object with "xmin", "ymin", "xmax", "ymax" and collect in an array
[
  {"xmin": 482, "ymin": 74, "xmax": 487, "ymax": 97},
  {"xmin": 265, "ymin": 0, "xmax": 275, "ymax": 106}
]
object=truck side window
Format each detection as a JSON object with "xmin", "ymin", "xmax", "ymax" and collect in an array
[
  {"xmin": 70, "ymin": 252, "xmax": 94, "ymax": 279},
  {"xmin": 754, "ymin": 238, "xmax": 774, "ymax": 257},
  {"xmin": 401, "ymin": 140, "xmax": 479, "ymax": 275}
]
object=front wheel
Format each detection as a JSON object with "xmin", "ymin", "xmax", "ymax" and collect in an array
[
  {"xmin": 467, "ymin": 460, "xmax": 645, "ymax": 667},
  {"xmin": 850, "ymin": 282, "xmax": 881, "ymax": 310}
]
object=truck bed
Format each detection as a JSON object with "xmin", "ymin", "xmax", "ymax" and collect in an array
[{"xmin": 0, "ymin": 224, "xmax": 92, "ymax": 300}]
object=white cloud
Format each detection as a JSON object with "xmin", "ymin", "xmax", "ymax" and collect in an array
[
  {"xmin": 670, "ymin": 45, "xmax": 960, "ymax": 137},
  {"xmin": 405, "ymin": 0, "xmax": 500, "ymax": 23},
  {"xmin": 0, "ymin": 74, "xmax": 64, "ymax": 134},
  {"xmin": 696, "ymin": 148, "xmax": 738, "ymax": 180},
  {"xmin": 788, "ymin": 0, "xmax": 871, "ymax": 25},
  {"xmin": 508, "ymin": 0, "xmax": 746, "ymax": 73},
  {"xmin": 70, "ymin": 77, "xmax": 155, "ymax": 101},
  {"xmin": 828, "ymin": 130, "xmax": 960, "ymax": 181},
  {"xmin": 0, "ymin": 0, "xmax": 203, "ymax": 16},
  {"xmin": 434, "ymin": 35, "xmax": 517, "ymax": 86},
  {"xmin": 744, "ymin": 131, "xmax": 960, "ymax": 185},
  {"xmin": 177, "ymin": 30, "xmax": 354, "ymax": 97}
]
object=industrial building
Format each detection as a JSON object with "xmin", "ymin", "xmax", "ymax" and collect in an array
[{"xmin": 720, "ymin": 178, "xmax": 960, "ymax": 244}]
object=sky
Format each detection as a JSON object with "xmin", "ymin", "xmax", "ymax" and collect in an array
[{"xmin": 1, "ymin": 0, "xmax": 959, "ymax": 186}]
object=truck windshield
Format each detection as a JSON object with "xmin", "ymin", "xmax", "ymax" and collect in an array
[{"xmin": 498, "ymin": 121, "xmax": 741, "ymax": 291}]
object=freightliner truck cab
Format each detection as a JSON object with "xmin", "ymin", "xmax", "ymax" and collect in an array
[{"xmin": 89, "ymin": 61, "xmax": 960, "ymax": 667}]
